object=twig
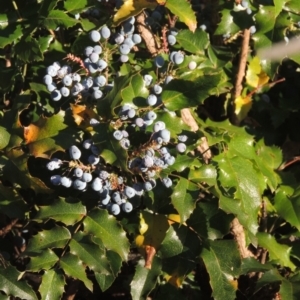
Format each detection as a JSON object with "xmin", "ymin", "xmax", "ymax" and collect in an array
[
  {"xmin": 136, "ymin": 12, "xmax": 160, "ymax": 56},
  {"xmin": 0, "ymin": 218, "xmax": 18, "ymax": 237},
  {"xmin": 233, "ymin": 28, "xmax": 251, "ymax": 100}
]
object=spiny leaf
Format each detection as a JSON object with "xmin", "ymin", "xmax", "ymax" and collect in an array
[
  {"xmin": 26, "ymin": 249, "xmax": 59, "ymax": 272},
  {"xmin": 94, "ymin": 250, "xmax": 122, "ymax": 292},
  {"xmin": 83, "ymin": 208, "xmax": 130, "ymax": 261},
  {"xmin": 130, "ymin": 257, "xmax": 162, "ymax": 300},
  {"xmin": 0, "ymin": 265, "xmax": 38, "ymax": 300},
  {"xmin": 257, "ymin": 232, "xmax": 295, "ymax": 271},
  {"xmin": 113, "ymin": 0, "xmax": 165, "ymax": 25},
  {"xmin": 34, "ymin": 198, "xmax": 86, "ymax": 226},
  {"xmin": 170, "ymin": 178, "xmax": 198, "ymax": 223},
  {"xmin": 234, "ymin": 95, "xmax": 252, "ymax": 123},
  {"xmin": 246, "ymin": 56, "xmax": 269, "ymax": 88},
  {"xmin": 201, "ymin": 240, "xmax": 241, "ymax": 300},
  {"xmin": 24, "ymin": 110, "xmax": 80, "ymax": 158},
  {"xmin": 60, "ymin": 253, "xmax": 93, "ymax": 291},
  {"xmin": 25, "ymin": 226, "xmax": 71, "ymax": 255},
  {"xmin": 39, "ymin": 269, "xmax": 65, "ymax": 300},
  {"xmin": 215, "ymin": 154, "xmax": 262, "ymax": 237},
  {"xmin": 70, "ymin": 104, "xmax": 100, "ymax": 131},
  {"xmin": 69, "ymin": 232, "xmax": 112, "ymax": 274},
  {"xmin": 176, "ymin": 29, "xmax": 209, "ymax": 54},
  {"xmin": 41, "ymin": 10, "xmax": 79, "ymax": 30},
  {"xmin": 165, "ymin": 0, "xmax": 197, "ymax": 32}
]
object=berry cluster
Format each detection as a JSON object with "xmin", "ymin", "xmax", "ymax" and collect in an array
[
  {"xmin": 112, "ymin": 101, "xmax": 189, "ymax": 190},
  {"xmin": 47, "ymin": 141, "xmax": 138, "ymax": 215}
]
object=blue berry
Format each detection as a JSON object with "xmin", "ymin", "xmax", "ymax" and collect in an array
[
  {"xmin": 93, "ymin": 45, "xmax": 102, "ymax": 54},
  {"xmin": 154, "ymin": 121, "xmax": 166, "ymax": 132},
  {"xmin": 167, "ymin": 35, "xmax": 176, "ymax": 46},
  {"xmin": 61, "ymin": 176, "xmax": 72, "ymax": 188},
  {"xmin": 119, "ymin": 44, "xmax": 130, "ymax": 55},
  {"xmin": 115, "ymin": 33, "xmax": 125, "ymax": 44},
  {"xmin": 132, "ymin": 34, "xmax": 142, "ymax": 44},
  {"xmin": 174, "ymin": 52, "xmax": 184, "ymax": 65},
  {"xmin": 97, "ymin": 59, "xmax": 108, "ymax": 71},
  {"xmin": 250, "ymin": 25, "xmax": 256, "ymax": 34},
  {"xmin": 73, "ymin": 179, "xmax": 87, "ymax": 190},
  {"xmin": 62, "ymin": 75, "xmax": 72, "ymax": 86},
  {"xmin": 69, "ymin": 145, "xmax": 81, "ymax": 160},
  {"xmin": 120, "ymin": 138, "xmax": 130, "ymax": 149},
  {"xmin": 124, "ymin": 186, "xmax": 135, "ymax": 198},
  {"xmin": 143, "ymin": 74, "xmax": 153, "ymax": 86},
  {"xmin": 89, "ymin": 30, "xmax": 101, "ymax": 42},
  {"xmin": 122, "ymin": 202, "xmax": 133, "ymax": 213},
  {"xmin": 162, "ymin": 177, "xmax": 172, "ymax": 188},
  {"xmin": 159, "ymin": 129, "xmax": 171, "ymax": 142},
  {"xmin": 89, "ymin": 52, "xmax": 99, "ymax": 63},
  {"xmin": 176, "ymin": 142, "xmax": 186, "ymax": 153},
  {"xmin": 74, "ymin": 168, "xmax": 83, "ymax": 177},
  {"xmin": 51, "ymin": 90, "xmax": 62, "ymax": 101},
  {"xmin": 147, "ymin": 94, "xmax": 157, "ymax": 106},
  {"xmin": 91, "ymin": 177, "xmax": 102, "ymax": 191},
  {"xmin": 88, "ymin": 155, "xmax": 100, "ymax": 165},
  {"xmin": 93, "ymin": 90, "xmax": 103, "ymax": 99},
  {"xmin": 94, "ymin": 75, "xmax": 106, "ymax": 87},
  {"xmin": 100, "ymin": 25, "xmax": 111, "ymax": 39},
  {"xmin": 51, "ymin": 175, "xmax": 61, "ymax": 185},
  {"xmin": 120, "ymin": 55, "xmax": 129, "ymax": 63},
  {"xmin": 47, "ymin": 65, "xmax": 57, "ymax": 77},
  {"xmin": 144, "ymin": 181, "xmax": 153, "ymax": 191},
  {"xmin": 43, "ymin": 75, "xmax": 52, "ymax": 85},
  {"xmin": 188, "ymin": 61, "xmax": 197, "ymax": 70},
  {"xmin": 81, "ymin": 173, "xmax": 92, "ymax": 182},
  {"xmin": 60, "ymin": 87, "xmax": 70, "ymax": 97},
  {"xmin": 153, "ymin": 84, "xmax": 162, "ymax": 94},
  {"xmin": 113, "ymin": 130, "xmax": 123, "ymax": 140},
  {"xmin": 110, "ymin": 204, "xmax": 121, "ymax": 215},
  {"xmin": 145, "ymin": 111, "xmax": 157, "ymax": 121}
]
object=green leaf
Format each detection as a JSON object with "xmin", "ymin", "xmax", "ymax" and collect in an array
[
  {"xmin": 121, "ymin": 73, "xmax": 149, "ymax": 107},
  {"xmin": 228, "ymin": 135, "xmax": 256, "ymax": 160},
  {"xmin": 0, "ymin": 126, "xmax": 10, "ymax": 150},
  {"xmin": 0, "ymin": 184, "xmax": 28, "ymax": 219},
  {"xmin": 188, "ymin": 164, "xmax": 217, "ymax": 186},
  {"xmin": 59, "ymin": 252, "xmax": 93, "ymax": 291},
  {"xmin": 34, "ymin": 198, "xmax": 86, "ymax": 226},
  {"xmin": 201, "ymin": 240, "xmax": 241, "ymax": 300},
  {"xmin": 130, "ymin": 257, "xmax": 162, "ymax": 300},
  {"xmin": 69, "ymin": 232, "xmax": 112, "ymax": 274},
  {"xmin": 39, "ymin": 0, "xmax": 58, "ymax": 18},
  {"xmin": 39, "ymin": 269, "xmax": 65, "ymax": 300},
  {"xmin": 0, "ymin": 265, "xmax": 38, "ymax": 300},
  {"xmin": 176, "ymin": 29, "xmax": 209, "ymax": 55},
  {"xmin": 0, "ymin": 67, "xmax": 18, "ymax": 92},
  {"xmin": 165, "ymin": 0, "xmax": 197, "ymax": 32},
  {"xmin": 95, "ymin": 250, "xmax": 122, "ymax": 292},
  {"xmin": 161, "ymin": 70, "xmax": 226, "ymax": 110},
  {"xmin": 83, "ymin": 208, "xmax": 130, "ymax": 261},
  {"xmin": 215, "ymin": 154, "xmax": 262, "ymax": 237},
  {"xmin": 257, "ymin": 232, "xmax": 295, "ymax": 271},
  {"xmin": 64, "ymin": 0, "xmax": 88, "ymax": 13},
  {"xmin": 171, "ymin": 178, "xmax": 198, "ymax": 223},
  {"xmin": 274, "ymin": 187, "xmax": 300, "ymax": 231},
  {"xmin": 24, "ymin": 110, "xmax": 80, "ymax": 158},
  {"xmin": 25, "ymin": 226, "xmax": 71, "ymax": 255},
  {"xmin": 187, "ymin": 201, "xmax": 234, "ymax": 239},
  {"xmin": 42, "ymin": 10, "xmax": 78, "ymax": 30},
  {"xmin": 26, "ymin": 249, "xmax": 59, "ymax": 272},
  {"xmin": 0, "ymin": 24, "xmax": 23, "ymax": 48},
  {"xmin": 14, "ymin": 36, "xmax": 43, "ymax": 62},
  {"xmin": 255, "ymin": 269, "xmax": 284, "ymax": 293},
  {"xmin": 241, "ymin": 257, "xmax": 274, "ymax": 274},
  {"xmin": 93, "ymin": 123, "xmax": 129, "ymax": 170}
]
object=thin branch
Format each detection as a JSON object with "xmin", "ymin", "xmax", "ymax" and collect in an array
[{"xmin": 233, "ymin": 28, "xmax": 251, "ymax": 100}]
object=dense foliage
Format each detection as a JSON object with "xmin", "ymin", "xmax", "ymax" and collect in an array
[{"xmin": 1, "ymin": 0, "xmax": 300, "ymax": 299}]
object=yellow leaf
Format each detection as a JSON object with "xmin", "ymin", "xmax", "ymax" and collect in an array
[
  {"xmin": 113, "ymin": 0, "xmax": 165, "ymax": 26},
  {"xmin": 234, "ymin": 95, "xmax": 252, "ymax": 123},
  {"xmin": 246, "ymin": 56, "xmax": 270, "ymax": 88},
  {"xmin": 70, "ymin": 104, "xmax": 99, "ymax": 131}
]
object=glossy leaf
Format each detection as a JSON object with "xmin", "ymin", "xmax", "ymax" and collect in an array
[
  {"xmin": 64, "ymin": 0, "xmax": 88, "ymax": 13},
  {"xmin": 176, "ymin": 29, "xmax": 209, "ymax": 55},
  {"xmin": 60, "ymin": 252, "xmax": 93, "ymax": 291},
  {"xmin": 130, "ymin": 256, "xmax": 162, "ymax": 300},
  {"xmin": 0, "ymin": 265, "xmax": 38, "ymax": 300},
  {"xmin": 188, "ymin": 164, "xmax": 217, "ymax": 186},
  {"xmin": 94, "ymin": 250, "xmax": 122, "ymax": 292},
  {"xmin": 83, "ymin": 208, "xmax": 130, "ymax": 261},
  {"xmin": 171, "ymin": 178, "xmax": 198, "ymax": 223},
  {"xmin": 25, "ymin": 226, "xmax": 71, "ymax": 255},
  {"xmin": 42, "ymin": 10, "xmax": 79, "ymax": 30},
  {"xmin": 34, "ymin": 198, "xmax": 86, "ymax": 226},
  {"xmin": 26, "ymin": 249, "xmax": 59, "ymax": 272},
  {"xmin": 215, "ymin": 154, "xmax": 262, "ymax": 237},
  {"xmin": 15, "ymin": 36, "xmax": 44, "ymax": 62},
  {"xmin": 257, "ymin": 232, "xmax": 295, "ymax": 271},
  {"xmin": 113, "ymin": 0, "xmax": 161, "ymax": 25},
  {"xmin": 24, "ymin": 110, "xmax": 79, "ymax": 158},
  {"xmin": 69, "ymin": 232, "xmax": 112, "ymax": 274},
  {"xmin": 201, "ymin": 240, "xmax": 241, "ymax": 300},
  {"xmin": 246, "ymin": 56, "xmax": 270, "ymax": 88},
  {"xmin": 39, "ymin": 269, "xmax": 65, "ymax": 300},
  {"xmin": 165, "ymin": 0, "xmax": 197, "ymax": 32}
]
